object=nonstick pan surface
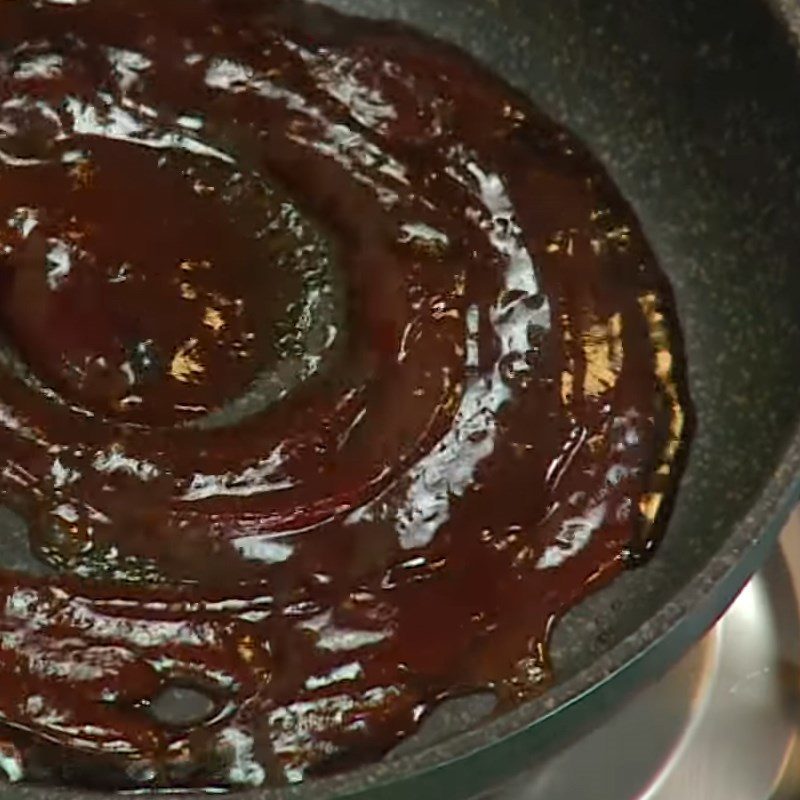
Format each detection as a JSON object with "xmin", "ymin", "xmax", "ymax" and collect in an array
[{"xmin": 2, "ymin": 0, "xmax": 800, "ymax": 798}]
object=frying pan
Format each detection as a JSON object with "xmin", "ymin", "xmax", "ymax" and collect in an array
[{"xmin": 3, "ymin": 0, "xmax": 800, "ymax": 797}]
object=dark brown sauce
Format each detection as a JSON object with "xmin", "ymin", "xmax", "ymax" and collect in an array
[{"xmin": 0, "ymin": 0, "xmax": 690, "ymax": 788}]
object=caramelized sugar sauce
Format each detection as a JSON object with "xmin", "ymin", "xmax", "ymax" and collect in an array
[{"xmin": 0, "ymin": 0, "xmax": 689, "ymax": 788}]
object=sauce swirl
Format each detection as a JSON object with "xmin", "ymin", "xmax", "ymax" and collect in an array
[{"xmin": 0, "ymin": 0, "xmax": 689, "ymax": 788}]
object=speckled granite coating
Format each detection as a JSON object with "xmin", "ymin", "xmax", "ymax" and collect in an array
[{"xmin": 0, "ymin": 0, "xmax": 799, "ymax": 798}]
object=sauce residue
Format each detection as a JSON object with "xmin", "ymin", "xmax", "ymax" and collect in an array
[{"xmin": 0, "ymin": 0, "xmax": 689, "ymax": 788}]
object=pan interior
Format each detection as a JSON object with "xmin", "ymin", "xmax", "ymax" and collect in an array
[
  {"xmin": 0, "ymin": 0, "xmax": 799, "ymax": 795},
  {"xmin": 296, "ymin": 0, "xmax": 800, "ymax": 754}
]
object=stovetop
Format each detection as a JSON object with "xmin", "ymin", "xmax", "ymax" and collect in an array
[{"xmin": 495, "ymin": 508, "xmax": 800, "ymax": 800}]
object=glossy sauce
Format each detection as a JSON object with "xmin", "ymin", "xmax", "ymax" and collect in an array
[{"xmin": 0, "ymin": 0, "xmax": 689, "ymax": 788}]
